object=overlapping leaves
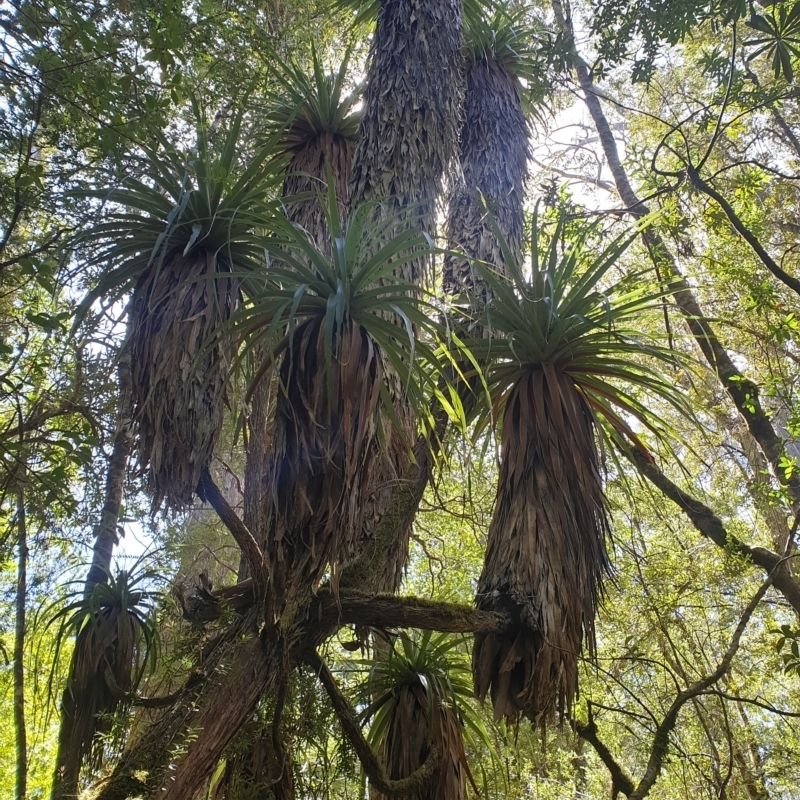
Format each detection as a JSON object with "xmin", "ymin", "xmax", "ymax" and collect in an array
[
  {"xmin": 265, "ymin": 43, "xmax": 361, "ymax": 153},
  {"xmin": 465, "ymin": 211, "xmax": 694, "ymax": 455},
  {"xmin": 234, "ymin": 184, "xmax": 455, "ymax": 436},
  {"xmin": 73, "ymin": 99, "xmax": 287, "ymax": 324},
  {"xmin": 360, "ymin": 631, "xmax": 491, "ymax": 759}
]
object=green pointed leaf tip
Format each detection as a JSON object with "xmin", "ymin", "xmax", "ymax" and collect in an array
[
  {"xmin": 72, "ymin": 98, "xmax": 287, "ymax": 325},
  {"xmin": 233, "ymin": 197, "xmax": 455, "ymax": 433},
  {"xmin": 266, "ymin": 43, "xmax": 361, "ymax": 153},
  {"xmin": 464, "ymin": 211, "xmax": 696, "ymax": 452}
]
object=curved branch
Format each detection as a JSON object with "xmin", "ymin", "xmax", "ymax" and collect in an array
[
  {"xmin": 196, "ymin": 469, "xmax": 267, "ymax": 586},
  {"xmin": 574, "ymin": 714, "xmax": 635, "ymax": 798},
  {"xmin": 686, "ymin": 164, "xmax": 800, "ymax": 297},
  {"xmin": 305, "ymin": 649, "xmax": 439, "ymax": 798},
  {"xmin": 630, "ymin": 448, "xmax": 800, "ymax": 616},
  {"xmin": 629, "ymin": 571, "xmax": 776, "ymax": 800}
]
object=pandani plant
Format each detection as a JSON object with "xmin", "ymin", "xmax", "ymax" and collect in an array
[
  {"xmin": 361, "ymin": 631, "xmax": 491, "ymax": 800},
  {"xmin": 49, "ymin": 559, "xmax": 162, "ymax": 790},
  {"xmin": 345, "ymin": 0, "xmax": 464, "ymax": 284},
  {"xmin": 266, "ymin": 43, "xmax": 361, "ymax": 248},
  {"xmin": 234, "ymin": 186, "xmax": 448, "ymax": 608},
  {"xmin": 444, "ymin": 5, "xmax": 546, "ymax": 312},
  {"xmin": 75, "ymin": 101, "xmax": 285, "ymax": 512},
  {"xmin": 466, "ymin": 211, "xmax": 693, "ymax": 725}
]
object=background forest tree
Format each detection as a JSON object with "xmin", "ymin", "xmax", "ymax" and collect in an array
[{"xmin": 1, "ymin": 0, "xmax": 800, "ymax": 799}]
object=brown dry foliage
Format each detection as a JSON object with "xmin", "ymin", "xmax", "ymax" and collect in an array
[
  {"xmin": 282, "ymin": 133, "xmax": 353, "ymax": 254},
  {"xmin": 263, "ymin": 316, "xmax": 383, "ymax": 606},
  {"xmin": 473, "ymin": 366, "xmax": 610, "ymax": 724},
  {"xmin": 349, "ymin": 0, "xmax": 464, "ymax": 283},
  {"xmin": 374, "ymin": 683, "xmax": 467, "ymax": 800},
  {"xmin": 131, "ymin": 250, "xmax": 238, "ymax": 511}
]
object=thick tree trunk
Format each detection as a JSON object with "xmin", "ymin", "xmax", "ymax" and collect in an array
[{"xmin": 444, "ymin": 54, "xmax": 528, "ymax": 305}]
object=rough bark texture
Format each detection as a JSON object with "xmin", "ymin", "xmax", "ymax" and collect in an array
[
  {"xmin": 444, "ymin": 54, "xmax": 528, "ymax": 307},
  {"xmin": 282, "ymin": 133, "xmax": 352, "ymax": 253},
  {"xmin": 262, "ymin": 317, "xmax": 382, "ymax": 609},
  {"xmin": 88, "ymin": 6, "xmax": 467, "ymax": 791},
  {"xmin": 473, "ymin": 369, "xmax": 609, "ymax": 724},
  {"xmin": 53, "ymin": 328, "xmax": 135, "ymax": 800},
  {"xmin": 349, "ymin": 0, "xmax": 463, "ymax": 280},
  {"xmin": 347, "ymin": 0, "xmax": 464, "ymax": 592},
  {"xmin": 132, "ymin": 250, "xmax": 237, "ymax": 511}
]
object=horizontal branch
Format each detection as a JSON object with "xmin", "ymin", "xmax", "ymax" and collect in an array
[{"xmin": 309, "ymin": 591, "xmax": 515, "ymax": 638}]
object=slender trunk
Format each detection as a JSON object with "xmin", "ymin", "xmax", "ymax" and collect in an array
[
  {"xmin": 551, "ymin": 0, "xmax": 800, "ymax": 510},
  {"xmin": 52, "ymin": 308, "xmax": 135, "ymax": 800},
  {"xmin": 14, "ymin": 480, "xmax": 27, "ymax": 800},
  {"xmin": 86, "ymin": 306, "xmax": 135, "ymax": 587}
]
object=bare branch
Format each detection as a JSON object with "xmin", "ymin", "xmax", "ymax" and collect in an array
[
  {"xmin": 196, "ymin": 469, "xmax": 267, "ymax": 587},
  {"xmin": 629, "ymin": 572, "xmax": 776, "ymax": 800},
  {"xmin": 630, "ymin": 448, "xmax": 800, "ymax": 616}
]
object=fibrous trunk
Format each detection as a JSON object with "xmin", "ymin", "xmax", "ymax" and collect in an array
[
  {"xmin": 282, "ymin": 133, "xmax": 352, "ymax": 253},
  {"xmin": 263, "ymin": 316, "xmax": 382, "ymax": 608},
  {"xmin": 349, "ymin": 0, "xmax": 463, "ymax": 278},
  {"xmin": 444, "ymin": 55, "xmax": 528, "ymax": 313},
  {"xmin": 132, "ymin": 250, "xmax": 237, "ymax": 511},
  {"xmin": 348, "ymin": 0, "xmax": 463, "ymax": 590},
  {"xmin": 473, "ymin": 367, "xmax": 609, "ymax": 724}
]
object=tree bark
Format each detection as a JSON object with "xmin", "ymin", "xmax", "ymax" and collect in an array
[
  {"xmin": 52, "ymin": 310, "xmax": 135, "ymax": 800},
  {"xmin": 630, "ymin": 448, "xmax": 800, "ymax": 615},
  {"xmin": 85, "ymin": 308, "xmax": 135, "ymax": 587}
]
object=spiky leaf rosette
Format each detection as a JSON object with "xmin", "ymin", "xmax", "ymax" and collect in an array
[
  {"xmin": 75, "ymin": 105, "xmax": 285, "ymax": 511},
  {"xmin": 348, "ymin": 0, "xmax": 464, "ymax": 283},
  {"xmin": 50, "ymin": 563, "xmax": 161, "ymax": 781},
  {"xmin": 362, "ymin": 632, "xmax": 490, "ymax": 800},
  {"xmin": 444, "ymin": 8, "xmax": 543, "ymax": 312},
  {"xmin": 235, "ymin": 196, "xmax": 446, "ymax": 607},
  {"xmin": 268, "ymin": 44, "xmax": 361, "ymax": 249},
  {"xmin": 468, "ymin": 214, "xmax": 692, "ymax": 724}
]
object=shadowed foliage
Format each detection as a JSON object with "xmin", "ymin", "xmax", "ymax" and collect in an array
[
  {"xmin": 444, "ymin": 8, "xmax": 543, "ymax": 312},
  {"xmin": 76, "ymin": 104, "xmax": 284, "ymax": 511},
  {"xmin": 364, "ymin": 632, "xmax": 489, "ymax": 800},
  {"xmin": 50, "ymin": 563, "xmax": 161, "ymax": 795},
  {"xmin": 468, "ymin": 214, "xmax": 692, "ymax": 724}
]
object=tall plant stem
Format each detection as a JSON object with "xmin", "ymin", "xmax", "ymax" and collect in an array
[
  {"xmin": 85, "ymin": 304, "xmax": 135, "ymax": 587},
  {"xmin": 551, "ymin": 0, "xmax": 800, "ymax": 510},
  {"xmin": 52, "ymin": 305, "xmax": 135, "ymax": 800},
  {"xmin": 14, "ymin": 478, "xmax": 27, "ymax": 800}
]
